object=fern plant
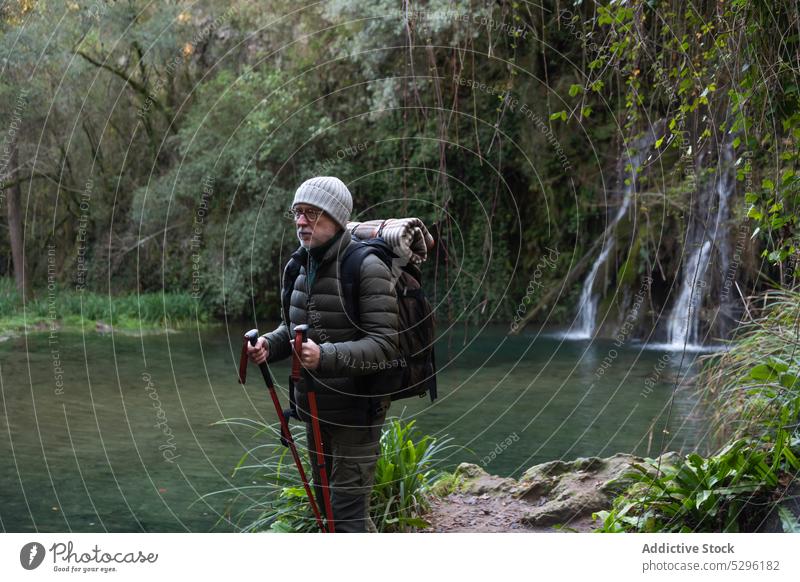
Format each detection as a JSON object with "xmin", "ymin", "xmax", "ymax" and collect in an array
[{"xmin": 594, "ymin": 432, "xmax": 800, "ymax": 533}]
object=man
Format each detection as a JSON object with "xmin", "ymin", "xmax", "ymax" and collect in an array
[{"xmin": 247, "ymin": 176, "xmax": 399, "ymax": 532}]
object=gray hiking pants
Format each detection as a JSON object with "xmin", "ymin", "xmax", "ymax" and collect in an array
[{"xmin": 305, "ymin": 398, "xmax": 390, "ymax": 533}]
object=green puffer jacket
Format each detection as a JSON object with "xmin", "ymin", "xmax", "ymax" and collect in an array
[{"xmin": 262, "ymin": 230, "xmax": 399, "ymax": 426}]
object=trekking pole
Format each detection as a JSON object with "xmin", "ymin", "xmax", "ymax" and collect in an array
[
  {"xmin": 239, "ymin": 329, "xmax": 325, "ymax": 532},
  {"xmin": 292, "ymin": 324, "xmax": 335, "ymax": 533}
]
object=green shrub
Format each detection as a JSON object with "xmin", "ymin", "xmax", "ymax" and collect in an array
[
  {"xmin": 208, "ymin": 416, "xmax": 454, "ymax": 533},
  {"xmin": 699, "ymin": 288, "xmax": 800, "ymax": 443},
  {"xmin": 594, "ymin": 433, "xmax": 799, "ymax": 532},
  {"xmin": 0, "ymin": 277, "xmax": 20, "ymax": 318},
  {"xmin": 370, "ymin": 418, "xmax": 456, "ymax": 532}
]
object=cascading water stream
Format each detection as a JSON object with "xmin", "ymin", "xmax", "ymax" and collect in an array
[
  {"xmin": 714, "ymin": 141, "xmax": 735, "ymax": 337},
  {"xmin": 665, "ymin": 240, "xmax": 713, "ymax": 347},
  {"xmin": 562, "ymin": 136, "xmax": 652, "ymax": 340},
  {"xmin": 663, "ymin": 140, "xmax": 734, "ymax": 350},
  {"xmin": 562, "ymin": 195, "xmax": 633, "ymax": 340}
]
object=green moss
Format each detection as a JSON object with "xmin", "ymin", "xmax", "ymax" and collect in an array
[{"xmin": 616, "ymin": 231, "xmax": 642, "ymax": 287}]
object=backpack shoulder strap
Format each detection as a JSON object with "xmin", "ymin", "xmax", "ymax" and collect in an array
[
  {"xmin": 282, "ymin": 255, "xmax": 303, "ymax": 328},
  {"xmin": 340, "ymin": 240, "xmax": 371, "ymax": 324}
]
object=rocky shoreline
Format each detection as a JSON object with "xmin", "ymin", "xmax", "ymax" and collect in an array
[
  {"xmin": 425, "ymin": 451, "xmax": 800, "ymax": 533},
  {"xmin": 425, "ymin": 453, "xmax": 678, "ymax": 532}
]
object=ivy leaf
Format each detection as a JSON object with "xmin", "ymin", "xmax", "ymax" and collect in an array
[
  {"xmin": 750, "ymin": 364, "xmax": 778, "ymax": 381},
  {"xmin": 747, "ymin": 207, "xmax": 763, "ymax": 220},
  {"xmin": 767, "ymin": 249, "xmax": 785, "ymax": 262},
  {"xmin": 767, "ymin": 359, "xmax": 789, "ymax": 373}
]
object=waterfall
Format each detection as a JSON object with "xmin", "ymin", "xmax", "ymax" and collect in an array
[
  {"xmin": 714, "ymin": 142, "xmax": 734, "ymax": 270},
  {"xmin": 663, "ymin": 140, "xmax": 734, "ymax": 350},
  {"xmin": 561, "ymin": 135, "xmax": 652, "ymax": 340},
  {"xmin": 665, "ymin": 240, "xmax": 713, "ymax": 347},
  {"xmin": 562, "ymin": 196, "xmax": 633, "ymax": 340},
  {"xmin": 714, "ymin": 141, "xmax": 735, "ymax": 337}
]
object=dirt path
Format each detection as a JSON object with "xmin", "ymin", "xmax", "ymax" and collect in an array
[{"xmin": 424, "ymin": 492, "xmax": 595, "ymax": 533}]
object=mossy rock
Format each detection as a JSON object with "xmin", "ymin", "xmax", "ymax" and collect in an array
[
  {"xmin": 453, "ymin": 463, "xmax": 520, "ymax": 496},
  {"xmin": 451, "ymin": 454, "xmax": 681, "ymax": 529},
  {"xmin": 517, "ymin": 453, "xmax": 679, "ymax": 527}
]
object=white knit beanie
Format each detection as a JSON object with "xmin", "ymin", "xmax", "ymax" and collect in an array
[{"xmin": 292, "ymin": 176, "xmax": 353, "ymax": 229}]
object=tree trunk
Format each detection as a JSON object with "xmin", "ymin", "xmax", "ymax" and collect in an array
[{"xmin": 7, "ymin": 145, "xmax": 30, "ymax": 300}]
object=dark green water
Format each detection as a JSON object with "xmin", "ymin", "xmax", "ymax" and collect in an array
[{"xmin": 0, "ymin": 323, "xmax": 709, "ymax": 532}]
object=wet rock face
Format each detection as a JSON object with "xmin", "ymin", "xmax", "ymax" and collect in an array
[{"xmin": 453, "ymin": 453, "xmax": 679, "ymax": 529}]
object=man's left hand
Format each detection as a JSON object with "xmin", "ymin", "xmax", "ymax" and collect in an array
[{"xmin": 291, "ymin": 337, "xmax": 321, "ymax": 370}]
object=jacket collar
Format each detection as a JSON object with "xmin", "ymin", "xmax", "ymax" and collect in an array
[{"xmin": 290, "ymin": 229, "xmax": 351, "ymax": 267}]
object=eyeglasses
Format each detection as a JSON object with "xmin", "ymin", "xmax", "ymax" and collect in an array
[{"xmin": 290, "ymin": 207, "xmax": 324, "ymax": 222}]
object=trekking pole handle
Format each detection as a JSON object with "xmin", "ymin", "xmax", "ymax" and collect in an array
[
  {"xmin": 243, "ymin": 328, "xmax": 274, "ymax": 389},
  {"xmin": 291, "ymin": 324, "xmax": 309, "ymax": 381},
  {"xmin": 244, "ymin": 328, "xmax": 260, "ymax": 347}
]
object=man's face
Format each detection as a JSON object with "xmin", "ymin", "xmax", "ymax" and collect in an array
[{"xmin": 293, "ymin": 204, "xmax": 340, "ymax": 249}]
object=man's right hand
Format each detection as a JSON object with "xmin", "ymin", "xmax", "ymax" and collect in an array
[{"xmin": 247, "ymin": 336, "xmax": 269, "ymax": 365}]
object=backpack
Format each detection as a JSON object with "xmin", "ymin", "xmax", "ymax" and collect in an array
[{"xmin": 281, "ymin": 232, "xmax": 438, "ymax": 403}]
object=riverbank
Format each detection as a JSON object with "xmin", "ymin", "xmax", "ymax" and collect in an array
[
  {"xmin": 0, "ymin": 317, "xmax": 200, "ymax": 342},
  {"xmin": 0, "ymin": 279, "xmax": 207, "ymax": 338}
]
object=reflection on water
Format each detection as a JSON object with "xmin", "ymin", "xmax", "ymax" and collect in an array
[{"xmin": 0, "ymin": 323, "xmax": 708, "ymax": 532}]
